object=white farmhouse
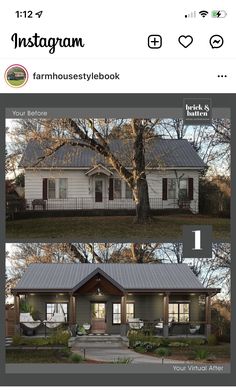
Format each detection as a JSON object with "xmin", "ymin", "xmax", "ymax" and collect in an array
[{"xmin": 19, "ymin": 138, "xmax": 206, "ymax": 213}]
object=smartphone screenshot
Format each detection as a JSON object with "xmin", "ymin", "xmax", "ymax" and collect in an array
[{"xmin": 1, "ymin": 0, "xmax": 235, "ymax": 388}]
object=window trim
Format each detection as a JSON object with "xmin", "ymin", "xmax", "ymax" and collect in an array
[
  {"xmin": 125, "ymin": 182, "xmax": 133, "ymax": 199},
  {"xmin": 45, "ymin": 302, "xmax": 68, "ymax": 322},
  {"xmin": 168, "ymin": 302, "xmax": 190, "ymax": 323},
  {"xmin": 113, "ymin": 178, "xmax": 122, "ymax": 199},
  {"xmin": 46, "ymin": 178, "xmax": 68, "ymax": 199},
  {"xmin": 167, "ymin": 178, "xmax": 177, "ymax": 200},
  {"xmin": 112, "ymin": 301, "xmax": 135, "ymax": 325},
  {"xmin": 126, "ymin": 302, "xmax": 135, "ymax": 321},
  {"xmin": 59, "ymin": 178, "xmax": 68, "ymax": 199},
  {"xmin": 112, "ymin": 302, "xmax": 121, "ymax": 325},
  {"xmin": 48, "ymin": 178, "xmax": 56, "ymax": 199}
]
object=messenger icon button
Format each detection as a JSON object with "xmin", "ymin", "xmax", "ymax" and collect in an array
[{"xmin": 210, "ymin": 35, "xmax": 224, "ymax": 49}]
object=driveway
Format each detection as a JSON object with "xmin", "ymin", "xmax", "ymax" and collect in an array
[{"xmin": 72, "ymin": 346, "xmax": 188, "ymax": 364}]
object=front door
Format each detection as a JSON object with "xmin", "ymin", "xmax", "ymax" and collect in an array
[
  {"xmin": 95, "ymin": 179, "xmax": 103, "ymax": 203},
  {"xmin": 91, "ymin": 302, "xmax": 106, "ymax": 333}
]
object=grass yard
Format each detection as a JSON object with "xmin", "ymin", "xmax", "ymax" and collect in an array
[
  {"xmin": 6, "ymin": 349, "xmax": 75, "ymax": 363},
  {"xmin": 7, "ymin": 79, "xmax": 25, "ymax": 86},
  {"xmin": 133, "ymin": 343, "xmax": 230, "ymax": 363},
  {"xmin": 6, "ymin": 214, "xmax": 230, "ymax": 241}
]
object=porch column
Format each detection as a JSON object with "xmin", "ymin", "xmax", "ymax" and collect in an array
[
  {"xmin": 69, "ymin": 294, "xmax": 76, "ymax": 325},
  {"xmin": 205, "ymin": 294, "xmax": 211, "ymax": 337},
  {"xmin": 163, "ymin": 293, "xmax": 169, "ymax": 337},
  {"xmin": 120, "ymin": 295, "xmax": 127, "ymax": 336},
  {"xmin": 14, "ymin": 294, "xmax": 20, "ymax": 333}
]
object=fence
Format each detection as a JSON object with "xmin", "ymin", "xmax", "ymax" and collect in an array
[
  {"xmin": 22, "ymin": 197, "xmax": 197, "ymax": 212},
  {"xmin": 5, "ymin": 309, "xmax": 15, "ymax": 337}
]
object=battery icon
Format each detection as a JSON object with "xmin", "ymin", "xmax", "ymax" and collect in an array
[{"xmin": 211, "ymin": 10, "xmax": 227, "ymax": 18}]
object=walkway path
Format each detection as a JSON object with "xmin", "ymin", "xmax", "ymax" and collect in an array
[{"xmin": 72, "ymin": 346, "xmax": 188, "ymax": 364}]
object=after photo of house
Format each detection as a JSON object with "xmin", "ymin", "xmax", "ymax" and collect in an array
[
  {"xmin": 5, "ymin": 118, "xmax": 230, "ymax": 241},
  {"xmin": 5, "ymin": 243, "xmax": 230, "ymax": 365}
]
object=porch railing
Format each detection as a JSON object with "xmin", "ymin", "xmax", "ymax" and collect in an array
[
  {"xmin": 127, "ymin": 320, "xmax": 206, "ymax": 336},
  {"xmin": 13, "ymin": 197, "xmax": 198, "ymax": 213},
  {"xmin": 19, "ymin": 321, "xmax": 69, "ymax": 337}
]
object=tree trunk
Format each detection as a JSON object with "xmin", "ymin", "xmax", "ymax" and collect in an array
[
  {"xmin": 132, "ymin": 120, "xmax": 152, "ymax": 223},
  {"xmin": 134, "ymin": 177, "xmax": 152, "ymax": 223}
]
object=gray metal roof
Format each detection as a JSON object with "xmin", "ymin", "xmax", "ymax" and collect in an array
[
  {"xmin": 19, "ymin": 138, "xmax": 206, "ymax": 169},
  {"xmin": 14, "ymin": 263, "xmax": 205, "ymax": 291}
]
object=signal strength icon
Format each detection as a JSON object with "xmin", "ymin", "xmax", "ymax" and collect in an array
[
  {"xmin": 185, "ymin": 11, "xmax": 196, "ymax": 18},
  {"xmin": 199, "ymin": 10, "xmax": 209, "ymax": 18}
]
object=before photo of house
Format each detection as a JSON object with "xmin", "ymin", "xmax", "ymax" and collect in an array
[
  {"xmin": 19, "ymin": 138, "xmax": 204, "ymax": 213},
  {"xmin": 5, "ymin": 118, "xmax": 230, "ymax": 241}
]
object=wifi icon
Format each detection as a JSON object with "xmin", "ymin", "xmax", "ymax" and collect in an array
[{"xmin": 199, "ymin": 10, "xmax": 209, "ymax": 18}]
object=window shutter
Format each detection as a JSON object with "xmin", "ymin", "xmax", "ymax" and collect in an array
[
  {"xmin": 109, "ymin": 178, "xmax": 114, "ymax": 200},
  {"xmin": 188, "ymin": 178, "xmax": 194, "ymax": 200},
  {"xmin": 42, "ymin": 178, "xmax": 48, "ymax": 200},
  {"xmin": 162, "ymin": 178, "xmax": 167, "ymax": 200}
]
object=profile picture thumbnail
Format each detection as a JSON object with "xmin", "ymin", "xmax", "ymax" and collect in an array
[{"xmin": 5, "ymin": 64, "xmax": 28, "ymax": 88}]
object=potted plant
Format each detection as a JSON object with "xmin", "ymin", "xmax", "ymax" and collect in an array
[
  {"xmin": 76, "ymin": 325, "xmax": 86, "ymax": 336},
  {"xmin": 83, "ymin": 323, "xmax": 91, "ymax": 334}
]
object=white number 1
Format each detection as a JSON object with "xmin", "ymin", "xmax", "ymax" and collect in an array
[{"xmin": 192, "ymin": 230, "xmax": 202, "ymax": 250}]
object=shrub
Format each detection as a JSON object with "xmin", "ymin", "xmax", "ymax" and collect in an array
[
  {"xmin": 155, "ymin": 347, "xmax": 171, "ymax": 357},
  {"xmin": 169, "ymin": 342, "xmax": 189, "ymax": 347},
  {"xmin": 12, "ymin": 335, "xmax": 23, "ymax": 346},
  {"xmin": 194, "ymin": 349, "xmax": 209, "ymax": 360},
  {"xmin": 142, "ymin": 342, "xmax": 160, "ymax": 352},
  {"xmin": 61, "ymin": 348, "xmax": 71, "ymax": 357},
  {"xmin": 132, "ymin": 340, "xmax": 161, "ymax": 352},
  {"xmin": 48, "ymin": 329, "xmax": 70, "ymax": 345},
  {"xmin": 134, "ymin": 346, "xmax": 146, "ymax": 353},
  {"xmin": 184, "ymin": 338, "xmax": 206, "ymax": 346},
  {"xmin": 70, "ymin": 353, "xmax": 83, "ymax": 363},
  {"xmin": 207, "ymin": 334, "xmax": 218, "ymax": 346},
  {"xmin": 12, "ymin": 336, "xmax": 49, "ymax": 346}
]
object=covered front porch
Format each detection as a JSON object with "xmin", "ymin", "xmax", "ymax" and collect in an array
[{"xmin": 13, "ymin": 268, "xmax": 218, "ymax": 339}]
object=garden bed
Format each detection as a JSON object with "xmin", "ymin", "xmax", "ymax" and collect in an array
[{"xmin": 128, "ymin": 334, "xmax": 230, "ymax": 363}]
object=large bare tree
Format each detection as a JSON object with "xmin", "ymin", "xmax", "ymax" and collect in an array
[{"xmin": 8, "ymin": 118, "xmax": 161, "ymax": 223}]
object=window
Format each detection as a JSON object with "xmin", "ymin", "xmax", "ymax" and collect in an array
[
  {"xmin": 91, "ymin": 303, "xmax": 105, "ymax": 319},
  {"xmin": 179, "ymin": 179, "xmax": 188, "ymax": 200},
  {"xmin": 168, "ymin": 303, "xmax": 189, "ymax": 323},
  {"xmin": 112, "ymin": 303, "xmax": 121, "ymax": 324},
  {"xmin": 167, "ymin": 179, "xmax": 176, "ymax": 199},
  {"xmin": 48, "ymin": 178, "xmax": 56, "ymax": 199},
  {"xmin": 114, "ymin": 179, "xmax": 122, "ymax": 199},
  {"xmin": 59, "ymin": 178, "xmax": 68, "ymax": 199},
  {"xmin": 46, "ymin": 303, "xmax": 68, "ymax": 321},
  {"xmin": 112, "ymin": 302, "xmax": 135, "ymax": 324},
  {"xmin": 125, "ymin": 182, "xmax": 132, "ymax": 199},
  {"xmin": 126, "ymin": 302, "xmax": 134, "ymax": 321}
]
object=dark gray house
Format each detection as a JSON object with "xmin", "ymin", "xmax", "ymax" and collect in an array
[
  {"xmin": 19, "ymin": 138, "xmax": 206, "ymax": 213},
  {"xmin": 12, "ymin": 264, "xmax": 220, "ymax": 338}
]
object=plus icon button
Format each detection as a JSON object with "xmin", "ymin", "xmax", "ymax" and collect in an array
[{"xmin": 148, "ymin": 35, "xmax": 162, "ymax": 49}]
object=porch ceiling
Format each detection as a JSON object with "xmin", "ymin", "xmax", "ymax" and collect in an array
[{"xmin": 72, "ymin": 268, "xmax": 124, "ymax": 296}]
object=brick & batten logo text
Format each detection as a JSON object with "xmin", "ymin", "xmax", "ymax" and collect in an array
[{"xmin": 183, "ymin": 98, "xmax": 212, "ymax": 125}]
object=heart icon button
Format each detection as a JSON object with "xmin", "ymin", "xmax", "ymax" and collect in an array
[{"xmin": 178, "ymin": 35, "xmax": 193, "ymax": 48}]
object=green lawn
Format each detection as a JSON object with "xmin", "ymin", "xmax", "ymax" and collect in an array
[
  {"xmin": 168, "ymin": 344, "xmax": 230, "ymax": 362},
  {"xmin": 6, "ymin": 214, "xmax": 230, "ymax": 241},
  {"xmin": 7, "ymin": 79, "xmax": 25, "ymax": 86},
  {"xmin": 6, "ymin": 349, "xmax": 73, "ymax": 363}
]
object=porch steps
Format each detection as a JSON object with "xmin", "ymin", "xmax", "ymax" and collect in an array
[
  {"xmin": 5, "ymin": 337, "xmax": 13, "ymax": 347},
  {"xmin": 70, "ymin": 335, "xmax": 129, "ymax": 349}
]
